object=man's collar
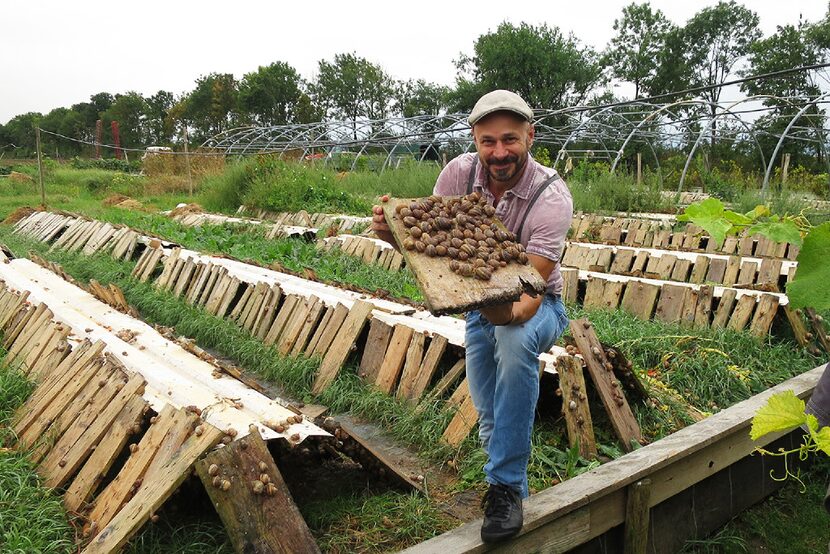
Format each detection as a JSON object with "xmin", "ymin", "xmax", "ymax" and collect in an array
[{"xmin": 473, "ymin": 153, "xmax": 537, "ymax": 200}]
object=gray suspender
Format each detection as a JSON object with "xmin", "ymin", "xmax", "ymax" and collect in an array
[
  {"xmin": 515, "ymin": 174, "xmax": 558, "ymax": 243},
  {"xmin": 463, "ymin": 156, "xmax": 557, "ymax": 244},
  {"xmin": 465, "ymin": 157, "xmax": 478, "ymax": 194}
]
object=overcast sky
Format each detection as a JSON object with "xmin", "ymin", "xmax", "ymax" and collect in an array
[{"xmin": 2, "ymin": 0, "xmax": 827, "ymax": 123}]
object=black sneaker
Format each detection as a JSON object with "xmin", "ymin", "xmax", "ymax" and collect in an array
[{"xmin": 480, "ymin": 483, "xmax": 523, "ymax": 543}]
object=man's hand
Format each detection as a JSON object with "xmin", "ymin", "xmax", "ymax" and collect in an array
[{"xmin": 371, "ymin": 195, "xmax": 399, "ymax": 250}]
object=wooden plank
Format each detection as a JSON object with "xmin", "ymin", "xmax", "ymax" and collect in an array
[
  {"xmin": 82, "ymin": 424, "xmax": 223, "ymax": 554},
  {"xmin": 63, "ymin": 395, "xmax": 148, "ymax": 513},
  {"xmin": 620, "ymin": 281, "xmax": 659, "ymax": 320},
  {"xmin": 694, "ymin": 285, "xmax": 714, "ymax": 328},
  {"xmin": 291, "ymin": 297, "xmax": 326, "ymax": 355},
  {"xmin": 630, "ymin": 251, "xmax": 649, "ymax": 275},
  {"xmin": 407, "ymin": 335, "xmax": 449, "ymax": 402},
  {"xmin": 722, "ymin": 255, "xmax": 741, "ymax": 287},
  {"xmin": 654, "ymin": 254, "xmax": 677, "ymax": 280},
  {"xmin": 583, "ymin": 277, "xmax": 606, "ymax": 310},
  {"xmin": 383, "ymin": 199, "xmax": 546, "ymax": 315},
  {"xmin": 41, "ymin": 371, "xmax": 146, "ymax": 489},
  {"xmin": 312, "ymin": 300, "xmax": 374, "ymax": 394},
  {"xmin": 172, "ymin": 257, "xmax": 196, "ymax": 297},
  {"xmin": 609, "ymin": 249, "xmax": 634, "ymax": 274},
  {"xmin": 161, "ymin": 257, "xmax": 185, "ymax": 291},
  {"xmin": 309, "ymin": 303, "xmax": 349, "ymax": 357},
  {"xmin": 749, "ymin": 294, "xmax": 779, "ymax": 338},
  {"xmin": 241, "ymin": 282, "xmax": 269, "ymax": 332},
  {"xmin": 570, "ymin": 319, "xmax": 642, "ymax": 451},
  {"xmin": 263, "ymin": 295, "xmax": 299, "ymax": 346},
  {"xmin": 278, "ymin": 296, "xmax": 317, "ymax": 354},
  {"xmin": 599, "ymin": 280, "xmax": 625, "ymax": 310},
  {"xmin": 705, "ymin": 258, "xmax": 727, "ymax": 284},
  {"xmin": 623, "ymin": 479, "xmax": 651, "ymax": 554},
  {"xmin": 670, "ymin": 259, "xmax": 692, "ymax": 282},
  {"xmin": 557, "ymin": 356, "xmax": 597, "ymax": 460},
  {"xmin": 305, "ymin": 306, "xmax": 334, "ymax": 356},
  {"xmin": 560, "ymin": 268, "xmax": 579, "ymax": 305},
  {"xmin": 396, "ymin": 331, "xmax": 427, "ymax": 400},
  {"xmin": 4, "ymin": 302, "xmax": 45, "ymax": 351},
  {"xmin": 144, "ymin": 410, "xmax": 201, "ymax": 481},
  {"xmin": 654, "ymin": 284, "xmax": 686, "ymax": 324},
  {"xmin": 441, "ymin": 393, "xmax": 478, "ymax": 447},
  {"xmin": 195, "ymin": 431, "xmax": 320, "ymax": 554},
  {"xmin": 783, "ymin": 306, "xmax": 812, "ymax": 348},
  {"xmin": 198, "ymin": 265, "xmax": 224, "ymax": 307},
  {"xmin": 737, "ymin": 260, "xmax": 758, "ymax": 286},
  {"xmin": 250, "ymin": 286, "xmax": 276, "ymax": 337},
  {"xmin": 229, "ymin": 285, "xmax": 253, "ymax": 321},
  {"xmin": 186, "ymin": 263, "xmax": 211, "ymax": 304},
  {"xmin": 373, "ymin": 324, "xmax": 414, "ymax": 395},
  {"xmin": 712, "ymin": 289, "xmax": 738, "ymax": 329},
  {"xmin": 727, "ymin": 294, "xmax": 756, "ymax": 332},
  {"xmin": 214, "ymin": 276, "xmax": 241, "ymax": 318},
  {"xmin": 358, "ymin": 317, "xmax": 394, "ymax": 382},
  {"xmin": 86, "ymin": 404, "xmax": 180, "ymax": 532},
  {"xmin": 757, "ymin": 258, "xmax": 782, "ymax": 289},
  {"xmin": 679, "ymin": 288, "xmax": 698, "ymax": 328},
  {"xmin": 688, "ymin": 256, "xmax": 710, "ymax": 284},
  {"xmin": 16, "ymin": 346, "xmax": 106, "ymax": 445}
]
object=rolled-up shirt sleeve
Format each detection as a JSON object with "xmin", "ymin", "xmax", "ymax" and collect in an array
[{"xmin": 523, "ymin": 178, "xmax": 573, "ymax": 263}]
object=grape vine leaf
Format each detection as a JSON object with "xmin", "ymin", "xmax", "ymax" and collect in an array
[
  {"xmin": 750, "ymin": 390, "xmax": 807, "ymax": 441},
  {"xmin": 677, "ymin": 198, "xmax": 733, "ymax": 247},
  {"xmin": 786, "ymin": 222, "xmax": 830, "ymax": 310},
  {"xmin": 747, "ymin": 216, "xmax": 803, "ymax": 247},
  {"xmin": 744, "ymin": 205, "xmax": 771, "ymax": 221},
  {"xmin": 812, "ymin": 426, "xmax": 830, "ymax": 456}
]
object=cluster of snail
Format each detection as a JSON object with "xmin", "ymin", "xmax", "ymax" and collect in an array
[{"xmin": 397, "ymin": 192, "xmax": 528, "ymax": 281}]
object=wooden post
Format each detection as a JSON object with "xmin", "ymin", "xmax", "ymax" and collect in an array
[
  {"xmin": 556, "ymin": 356, "xmax": 597, "ymax": 459},
  {"xmin": 195, "ymin": 431, "xmax": 320, "ymax": 554},
  {"xmin": 781, "ymin": 152, "xmax": 791, "ymax": 188},
  {"xmin": 636, "ymin": 152, "xmax": 642, "ymax": 185},
  {"xmin": 35, "ymin": 126, "xmax": 45, "ymax": 206},
  {"xmin": 183, "ymin": 127, "xmax": 193, "ymax": 197},
  {"xmin": 624, "ymin": 478, "xmax": 651, "ymax": 554}
]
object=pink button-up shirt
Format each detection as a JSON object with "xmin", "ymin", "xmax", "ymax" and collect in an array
[{"xmin": 434, "ymin": 152, "xmax": 573, "ymax": 295}]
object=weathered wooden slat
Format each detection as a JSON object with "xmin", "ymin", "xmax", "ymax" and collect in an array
[
  {"xmin": 195, "ymin": 431, "xmax": 320, "ymax": 554},
  {"xmin": 396, "ymin": 331, "xmax": 427, "ymax": 400},
  {"xmin": 264, "ymin": 295, "xmax": 299, "ymax": 346},
  {"xmin": 570, "ymin": 319, "xmax": 642, "ymax": 451},
  {"xmin": 359, "ymin": 317, "xmax": 394, "ymax": 382},
  {"xmin": 312, "ymin": 300, "xmax": 374, "ymax": 394},
  {"xmin": 291, "ymin": 298, "xmax": 327, "ymax": 356},
  {"xmin": 406, "ymin": 335, "xmax": 449, "ymax": 402},
  {"xmin": 727, "ymin": 294, "xmax": 756, "ymax": 332},
  {"xmin": 309, "ymin": 303, "xmax": 350, "ymax": 357},
  {"xmin": 712, "ymin": 289, "xmax": 738, "ymax": 329},
  {"xmin": 442, "ymin": 393, "xmax": 478, "ymax": 447},
  {"xmin": 557, "ymin": 355, "xmax": 597, "ymax": 460},
  {"xmin": 82, "ymin": 423, "xmax": 223, "ymax": 554},
  {"xmin": 374, "ymin": 324, "xmax": 415, "ymax": 395},
  {"xmin": 620, "ymin": 282, "xmax": 659, "ymax": 320},
  {"xmin": 749, "ymin": 294, "xmax": 779, "ymax": 338}
]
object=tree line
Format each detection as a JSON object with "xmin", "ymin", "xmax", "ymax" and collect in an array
[{"xmin": 1, "ymin": 1, "xmax": 829, "ymax": 159}]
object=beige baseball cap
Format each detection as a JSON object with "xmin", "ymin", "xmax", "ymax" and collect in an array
[{"xmin": 468, "ymin": 90, "xmax": 534, "ymax": 126}]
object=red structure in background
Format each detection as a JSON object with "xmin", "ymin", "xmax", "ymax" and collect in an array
[
  {"xmin": 111, "ymin": 121, "xmax": 122, "ymax": 160},
  {"xmin": 95, "ymin": 120, "xmax": 103, "ymax": 159}
]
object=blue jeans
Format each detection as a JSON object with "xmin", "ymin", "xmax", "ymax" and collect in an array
[{"xmin": 465, "ymin": 295, "xmax": 569, "ymax": 498}]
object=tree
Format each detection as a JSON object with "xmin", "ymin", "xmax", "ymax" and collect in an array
[
  {"xmin": 603, "ymin": 2, "xmax": 674, "ymax": 98},
  {"xmin": 454, "ymin": 22, "xmax": 604, "ymax": 112},
  {"xmin": 40, "ymin": 107, "xmax": 85, "ymax": 156},
  {"xmin": 184, "ymin": 73, "xmax": 239, "ymax": 141},
  {"xmin": 2, "ymin": 112, "xmax": 42, "ymax": 156},
  {"xmin": 238, "ymin": 62, "xmax": 303, "ymax": 126},
  {"xmin": 313, "ymin": 53, "xmax": 396, "ymax": 137},
  {"xmin": 293, "ymin": 92, "xmax": 324, "ymax": 124},
  {"xmin": 682, "ymin": 2, "xmax": 762, "ymax": 143},
  {"xmin": 394, "ymin": 79, "xmax": 449, "ymax": 117},
  {"xmin": 144, "ymin": 90, "xmax": 176, "ymax": 145},
  {"xmin": 102, "ymin": 92, "xmax": 148, "ymax": 149}
]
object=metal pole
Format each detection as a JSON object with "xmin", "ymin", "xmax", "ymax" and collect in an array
[{"xmin": 35, "ymin": 126, "xmax": 45, "ymax": 206}]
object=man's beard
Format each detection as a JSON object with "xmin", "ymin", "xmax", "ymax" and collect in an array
[{"xmin": 485, "ymin": 152, "xmax": 528, "ymax": 182}]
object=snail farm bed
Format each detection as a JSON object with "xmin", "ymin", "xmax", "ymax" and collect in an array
[{"xmin": 3, "ymin": 209, "xmax": 826, "ymax": 553}]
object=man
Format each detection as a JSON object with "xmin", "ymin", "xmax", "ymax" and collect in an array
[{"xmin": 372, "ymin": 90, "xmax": 572, "ymax": 542}]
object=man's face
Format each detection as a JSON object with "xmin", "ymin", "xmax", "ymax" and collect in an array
[{"xmin": 472, "ymin": 112, "xmax": 535, "ymax": 183}]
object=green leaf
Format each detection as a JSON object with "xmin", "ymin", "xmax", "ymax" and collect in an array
[
  {"xmin": 787, "ymin": 222, "xmax": 830, "ymax": 310},
  {"xmin": 750, "ymin": 390, "xmax": 807, "ymax": 441},
  {"xmin": 813, "ymin": 426, "xmax": 830, "ymax": 456},
  {"xmin": 678, "ymin": 198, "xmax": 733, "ymax": 247},
  {"xmin": 747, "ymin": 218, "xmax": 803, "ymax": 247},
  {"xmin": 806, "ymin": 413, "xmax": 819, "ymax": 435},
  {"xmin": 723, "ymin": 210, "xmax": 752, "ymax": 226},
  {"xmin": 744, "ymin": 205, "xmax": 771, "ymax": 221}
]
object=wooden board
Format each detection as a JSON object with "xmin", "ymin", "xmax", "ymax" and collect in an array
[
  {"xmin": 374, "ymin": 324, "xmax": 415, "ymax": 395},
  {"xmin": 383, "ymin": 199, "xmax": 546, "ymax": 315},
  {"xmin": 712, "ymin": 289, "xmax": 737, "ymax": 329},
  {"xmin": 396, "ymin": 331, "xmax": 427, "ymax": 400},
  {"xmin": 749, "ymin": 294, "xmax": 779, "ymax": 338},
  {"xmin": 82, "ymin": 423, "xmax": 223, "ymax": 554},
  {"xmin": 311, "ymin": 300, "xmax": 374, "ymax": 394},
  {"xmin": 620, "ymin": 281, "xmax": 659, "ymax": 320},
  {"xmin": 359, "ymin": 317, "xmax": 394, "ymax": 382},
  {"xmin": 570, "ymin": 319, "xmax": 642, "ymax": 451},
  {"xmin": 557, "ymin": 356, "xmax": 597, "ymax": 459},
  {"xmin": 654, "ymin": 284, "xmax": 686, "ymax": 324},
  {"xmin": 195, "ymin": 431, "xmax": 320, "ymax": 554},
  {"xmin": 441, "ymin": 394, "xmax": 478, "ymax": 448},
  {"xmin": 406, "ymin": 335, "xmax": 449, "ymax": 402}
]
